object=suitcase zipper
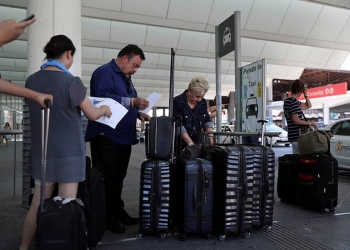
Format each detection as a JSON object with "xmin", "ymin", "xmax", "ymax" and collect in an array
[
  {"xmin": 260, "ymin": 146, "xmax": 267, "ymax": 227},
  {"xmin": 198, "ymin": 159, "xmax": 202, "ymax": 234},
  {"xmin": 152, "ymin": 161, "xmax": 160, "ymax": 233},
  {"xmin": 237, "ymin": 145, "xmax": 245, "ymax": 234}
]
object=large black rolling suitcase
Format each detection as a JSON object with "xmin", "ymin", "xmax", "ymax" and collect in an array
[
  {"xmin": 170, "ymin": 158, "xmax": 214, "ymax": 240},
  {"xmin": 297, "ymin": 154, "xmax": 338, "ymax": 212},
  {"xmin": 36, "ymin": 100, "xmax": 88, "ymax": 250},
  {"xmin": 277, "ymin": 154, "xmax": 300, "ymax": 204},
  {"xmin": 137, "ymin": 159, "xmax": 171, "ymax": 239},
  {"xmin": 249, "ymin": 145, "xmax": 275, "ymax": 230},
  {"xmin": 206, "ymin": 145, "xmax": 254, "ymax": 240},
  {"xmin": 77, "ymin": 156, "xmax": 106, "ymax": 247}
]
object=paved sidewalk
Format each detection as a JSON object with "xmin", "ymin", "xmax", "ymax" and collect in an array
[{"xmin": 1, "ymin": 141, "xmax": 350, "ymax": 250}]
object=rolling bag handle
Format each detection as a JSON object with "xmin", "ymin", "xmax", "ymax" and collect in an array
[
  {"xmin": 257, "ymin": 119, "xmax": 268, "ymax": 146},
  {"xmin": 168, "ymin": 48, "xmax": 175, "ymax": 118},
  {"xmin": 40, "ymin": 99, "xmax": 52, "ymax": 212},
  {"xmin": 172, "ymin": 117, "xmax": 182, "ymax": 164}
]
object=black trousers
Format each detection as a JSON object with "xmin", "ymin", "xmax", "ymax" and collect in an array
[{"xmin": 90, "ymin": 135, "xmax": 131, "ymax": 224}]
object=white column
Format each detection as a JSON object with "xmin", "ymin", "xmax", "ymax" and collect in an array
[
  {"xmin": 27, "ymin": 0, "xmax": 81, "ymax": 76},
  {"xmin": 323, "ymin": 104, "xmax": 330, "ymax": 125}
]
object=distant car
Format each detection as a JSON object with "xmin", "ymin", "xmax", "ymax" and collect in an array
[
  {"xmin": 221, "ymin": 124, "xmax": 236, "ymax": 144},
  {"xmin": 263, "ymin": 124, "xmax": 290, "ymax": 147},
  {"xmin": 322, "ymin": 118, "xmax": 350, "ymax": 170},
  {"xmin": 245, "ymin": 96, "xmax": 258, "ymax": 119},
  {"xmin": 223, "ymin": 27, "xmax": 231, "ymax": 46}
]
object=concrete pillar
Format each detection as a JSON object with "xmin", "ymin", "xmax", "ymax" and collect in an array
[
  {"xmin": 323, "ymin": 104, "xmax": 330, "ymax": 125},
  {"xmin": 27, "ymin": 0, "xmax": 82, "ymax": 76},
  {"xmin": 227, "ymin": 91, "xmax": 235, "ymax": 125}
]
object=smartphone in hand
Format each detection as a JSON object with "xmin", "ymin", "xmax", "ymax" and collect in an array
[{"xmin": 20, "ymin": 14, "xmax": 35, "ymax": 22}]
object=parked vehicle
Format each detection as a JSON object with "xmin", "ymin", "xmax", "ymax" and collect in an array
[
  {"xmin": 263, "ymin": 124, "xmax": 290, "ymax": 147},
  {"xmin": 322, "ymin": 118, "xmax": 350, "ymax": 170}
]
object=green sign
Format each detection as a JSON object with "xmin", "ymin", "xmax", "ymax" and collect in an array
[{"xmin": 218, "ymin": 13, "xmax": 235, "ymax": 58}]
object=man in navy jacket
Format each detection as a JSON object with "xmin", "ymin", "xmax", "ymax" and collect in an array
[{"xmin": 85, "ymin": 44, "xmax": 150, "ymax": 234}]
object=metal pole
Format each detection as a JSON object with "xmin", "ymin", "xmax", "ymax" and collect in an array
[
  {"xmin": 169, "ymin": 48, "xmax": 175, "ymax": 117},
  {"xmin": 234, "ymin": 11, "xmax": 241, "ymax": 142},
  {"xmin": 215, "ymin": 26, "xmax": 222, "ymax": 141},
  {"xmin": 13, "ymin": 134, "xmax": 16, "ymax": 198}
]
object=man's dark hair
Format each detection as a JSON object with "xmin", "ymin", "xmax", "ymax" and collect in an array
[{"xmin": 117, "ymin": 44, "xmax": 145, "ymax": 61}]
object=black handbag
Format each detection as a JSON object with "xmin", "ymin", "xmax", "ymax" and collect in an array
[{"xmin": 181, "ymin": 144, "xmax": 202, "ymax": 160}]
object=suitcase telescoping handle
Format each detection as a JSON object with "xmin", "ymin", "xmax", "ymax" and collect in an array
[
  {"xmin": 40, "ymin": 99, "xmax": 52, "ymax": 212},
  {"xmin": 257, "ymin": 119, "xmax": 268, "ymax": 146}
]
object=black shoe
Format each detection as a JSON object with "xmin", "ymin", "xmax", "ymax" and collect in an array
[
  {"xmin": 107, "ymin": 221, "xmax": 125, "ymax": 234},
  {"xmin": 120, "ymin": 209, "xmax": 139, "ymax": 225}
]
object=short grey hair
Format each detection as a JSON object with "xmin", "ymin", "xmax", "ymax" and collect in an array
[{"xmin": 188, "ymin": 76, "xmax": 209, "ymax": 95}]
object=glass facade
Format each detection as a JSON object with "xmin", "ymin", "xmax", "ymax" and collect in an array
[{"xmin": 0, "ymin": 93, "xmax": 23, "ymax": 130}]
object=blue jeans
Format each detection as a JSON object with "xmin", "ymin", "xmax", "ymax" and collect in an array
[{"xmin": 291, "ymin": 141, "xmax": 299, "ymax": 154}]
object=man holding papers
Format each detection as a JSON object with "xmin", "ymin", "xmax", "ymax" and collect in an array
[{"xmin": 85, "ymin": 44, "xmax": 150, "ymax": 234}]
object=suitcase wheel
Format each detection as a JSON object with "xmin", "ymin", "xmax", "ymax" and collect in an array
[
  {"xmin": 265, "ymin": 225, "xmax": 272, "ymax": 232},
  {"xmin": 206, "ymin": 233, "xmax": 212, "ymax": 240},
  {"xmin": 136, "ymin": 233, "xmax": 143, "ymax": 240},
  {"xmin": 244, "ymin": 231, "xmax": 251, "ymax": 239},
  {"xmin": 160, "ymin": 233, "xmax": 167, "ymax": 239},
  {"xmin": 179, "ymin": 234, "xmax": 187, "ymax": 241},
  {"xmin": 219, "ymin": 234, "xmax": 226, "ymax": 241},
  {"xmin": 328, "ymin": 207, "xmax": 335, "ymax": 213}
]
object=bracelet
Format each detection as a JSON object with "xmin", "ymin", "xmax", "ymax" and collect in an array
[{"xmin": 188, "ymin": 142, "xmax": 195, "ymax": 146}]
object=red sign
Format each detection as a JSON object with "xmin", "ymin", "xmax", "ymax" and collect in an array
[{"xmin": 298, "ymin": 82, "xmax": 347, "ymax": 100}]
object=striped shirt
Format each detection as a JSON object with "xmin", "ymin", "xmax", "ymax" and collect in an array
[{"xmin": 283, "ymin": 97, "xmax": 303, "ymax": 142}]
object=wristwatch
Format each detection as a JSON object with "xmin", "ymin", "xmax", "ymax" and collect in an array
[{"xmin": 188, "ymin": 142, "xmax": 195, "ymax": 147}]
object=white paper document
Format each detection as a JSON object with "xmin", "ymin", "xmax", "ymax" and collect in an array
[
  {"xmin": 140, "ymin": 92, "xmax": 162, "ymax": 114},
  {"xmin": 83, "ymin": 97, "xmax": 128, "ymax": 129}
]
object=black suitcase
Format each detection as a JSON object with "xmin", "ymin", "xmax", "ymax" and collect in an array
[
  {"xmin": 249, "ymin": 145, "xmax": 275, "ymax": 230},
  {"xmin": 206, "ymin": 145, "xmax": 254, "ymax": 240},
  {"xmin": 170, "ymin": 158, "xmax": 214, "ymax": 240},
  {"xmin": 297, "ymin": 155, "xmax": 338, "ymax": 212},
  {"xmin": 77, "ymin": 156, "xmax": 106, "ymax": 247},
  {"xmin": 277, "ymin": 154, "xmax": 300, "ymax": 203},
  {"xmin": 145, "ymin": 117, "xmax": 174, "ymax": 160},
  {"xmin": 137, "ymin": 159, "xmax": 171, "ymax": 239},
  {"xmin": 36, "ymin": 100, "xmax": 88, "ymax": 250},
  {"xmin": 36, "ymin": 197, "xmax": 88, "ymax": 249}
]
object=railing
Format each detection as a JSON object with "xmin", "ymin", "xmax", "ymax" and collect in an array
[{"xmin": 0, "ymin": 130, "xmax": 23, "ymax": 198}]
